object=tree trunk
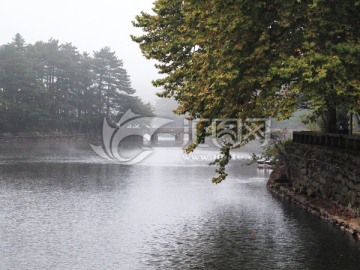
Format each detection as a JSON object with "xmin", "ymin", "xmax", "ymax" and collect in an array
[
  {"xmin": 324, "ymin": 107, "xmax": 337, "ymax": 133},
  {"xmin": 349, "ymin": 112, "xmax": 353, "ymax": 135}
]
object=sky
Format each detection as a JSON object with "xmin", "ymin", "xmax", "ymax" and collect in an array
[{"xmin": 0, "ymin": 0, "xmax": 160, "ymax": 104}]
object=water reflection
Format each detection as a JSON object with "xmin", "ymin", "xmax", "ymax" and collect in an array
[{"xmin": 0, "ymin": 144, "xmax": 359, "ymax": 269}]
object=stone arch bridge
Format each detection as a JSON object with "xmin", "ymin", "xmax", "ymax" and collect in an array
[{"xmin": 148, "ymin": 126, "xmax": 192, "ymax": 143}]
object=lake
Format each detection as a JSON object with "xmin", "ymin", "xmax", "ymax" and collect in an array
[{"xmin": 0, "ymin": 143, "xmax": 359, "ymax": 269}]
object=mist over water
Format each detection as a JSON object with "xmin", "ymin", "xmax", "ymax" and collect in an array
[{"xmin": 0, "ymin": 143, "xmax": 360, "ymax": 269}]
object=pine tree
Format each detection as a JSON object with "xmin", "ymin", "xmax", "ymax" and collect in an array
[{"xmin": 93, "ymin": 47, "xmax": 135, "ymax": 119}]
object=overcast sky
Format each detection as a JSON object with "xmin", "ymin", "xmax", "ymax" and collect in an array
[{"xmin": 0, "ymin": 0, "xmax": 160, "ymax": 104}]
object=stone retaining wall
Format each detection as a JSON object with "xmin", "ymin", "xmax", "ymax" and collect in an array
[{"xmin": 283, "ymin": 143, "xmax": 360, "ymax": 216}]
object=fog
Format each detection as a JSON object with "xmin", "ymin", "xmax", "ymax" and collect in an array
[{"xmin": 0, "ymin": 0, "xmax": 159, "ymax": 103}]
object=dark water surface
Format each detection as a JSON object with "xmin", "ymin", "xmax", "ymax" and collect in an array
[{"xmin": 0, "ymin": 143, "xmax": 359, "ymax": 270}]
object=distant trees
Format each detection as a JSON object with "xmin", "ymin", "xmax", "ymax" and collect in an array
[
  {"xmin": 0, "ymin": 34, "xmax": 152, "ymax": 135},
  {"xmin": 93, "ymin": 47, "xmax": 135, "ymax": 117}
]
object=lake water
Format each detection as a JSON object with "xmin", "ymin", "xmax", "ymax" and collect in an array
[{"xmin": 0, "ymin": 143, "xmax": 360, "ymax": 269}]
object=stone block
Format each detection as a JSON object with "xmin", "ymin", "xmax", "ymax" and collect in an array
[
  {"xmin": 319, "ymin": 177, "xmax": 327, "ymax": 185},
  {"xmin": 334, "ymin": 174, "xmax": 343, "ymax": 182},
  {"xmin": 348, "ymin": 181, "xmax": 355, "ymax": 190},
  {"xmin": 341, "ymin": 186, "xmax": 349, "ymax": 196},
  {"xmin": 355, "ymin": 184, "xmax": 360, "ymax": 192},
  {"xmin": 348, "ymin": 191, "xmax": 358, "ymax": 206}
]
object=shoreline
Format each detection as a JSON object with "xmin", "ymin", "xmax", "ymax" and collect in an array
[
  {"xmin": 0, "ymin": 134, "xmax": 99, "ymax": 144},
  {"xmin": 268, "ymin": 181, "xmax": 360, "ymax": 239}
]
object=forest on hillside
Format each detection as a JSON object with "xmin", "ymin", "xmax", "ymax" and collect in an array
[{"xmin": 0, "ymin": 34, "xmax": 153, "ymax": 136}]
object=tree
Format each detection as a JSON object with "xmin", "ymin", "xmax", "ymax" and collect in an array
[
  {"xmin": 271, "ymin": 0, "xmax": 360, "ymax": 133},
  {"xmin": 0, "ymin": 34, "xmax": 48, "ymax": 134},
  {"xmin": 0, "ymin": 34, "xmax": 153, "ymax": 135},
  {"xmin": 132, "ymin": 0, "xmax": 360, "ymax": 182},
  {"xmin": 76, "ymin": 52, "xmax": 97, "ymax": 133},
  {"xmin": 93, "ymin": 47, "xmax": 135, "ymax": 120}
]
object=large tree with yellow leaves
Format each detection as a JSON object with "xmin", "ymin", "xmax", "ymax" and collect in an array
[{"xmin": 132, "ymin": 0, "xmax": 360, "ymax": 182}]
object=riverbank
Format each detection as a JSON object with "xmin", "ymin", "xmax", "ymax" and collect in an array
[
  {"xmin": 268, "ymin": 162, "xmax": 360, "ymax": 239},
  {"xmin": 0, "ymin": 134, "xmax": 99, "ymax": 144}
]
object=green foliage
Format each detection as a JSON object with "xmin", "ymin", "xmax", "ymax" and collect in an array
[
  {"xmin": 0, "ymin": 34, "xmax": 152, "ymax": 135},
  {"xmin": 300, "ymin": 110, "xmax": 322, "ymax": 131},
  {"xmin": 132, "ymin": 0, "xmax": 360, "ymax": 182},
  {"xmin": 264, "ymin": 130, "xmax": 292, "ymax": 163},
  {"xmin": 209, "ymin": 147, "xmax": 231, "ymax": 184},
  {"xmin": 270, "ymin": 0, "xmax": 360, "ymax": 132}
]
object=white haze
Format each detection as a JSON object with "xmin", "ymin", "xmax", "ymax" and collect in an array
[{"xmin": 0, "ymin": 0, "xmax": 160, "ymax": 104}]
